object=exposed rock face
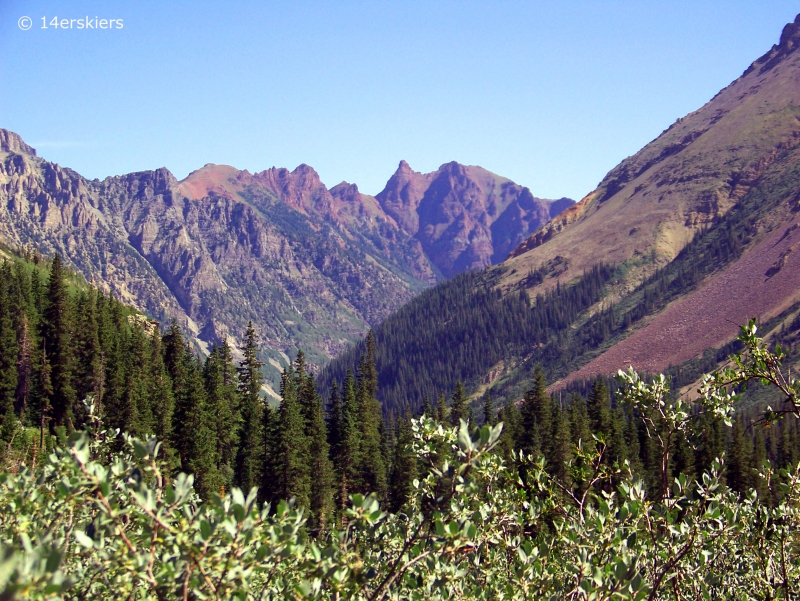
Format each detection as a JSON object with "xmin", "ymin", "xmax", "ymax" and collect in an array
[
  {"xmin": 376, "ymin": 161, "xmax": 571, "ymax": 278},
  {"xmin": 0, "ymin": 131, "xmax": 570, "ymax": 380}
]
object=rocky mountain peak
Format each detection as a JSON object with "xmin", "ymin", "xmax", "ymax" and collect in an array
[
  {"xmin": 0, "ymin": 129, "xmax": 37, "ymax": 156},
  {"xmin": 329, "ymin": 181, "xmax": 360, "ymax": 203},
  {"xmin": 745, "ymin": 13, "xmax": 800, "ymax": 76}
]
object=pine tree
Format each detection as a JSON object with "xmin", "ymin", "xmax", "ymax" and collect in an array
[
  {"xmin": 422, "ymin": 394, "xmax": 433, "ymax": 418},
  {"xmin": 163, "ymin": 322, "xmax": 192, "ymax": 466},
  {"xmin": 483, "ymin": 391, "xmax": 495, "ymax": 427},
  {"xmin": 356, "ymin": 339, "xmax": 387, "ymax": 499},
  {"xmin": 42, "ymin": 255, "xmax": 75, "ymax": 430},
  {"xmin": 147, "ymin": 331, "xmax": 176, "ymax": 469},
  {"xmin": 520, "ymin": 367, "xmax": 552, "ymax": 458},
  {"xmin": 550, "ymin": 403, "xmax": 572, "ymax": 485},
  {"xmin": 625, "ymin": 407, "xmax": 644, "ymax": 477},
  {"xmin": 498, "ymin": 400, "xmax": 522, "ymax": 463},
  {"xmin": 266, "ymin": 364, "xmax": 310, "ymax": 507},
  {"xmin": 296, "ymin": 358, "xmax": 334, "ymax": 529},
  {"xmin": 436, "ymin": 393, "xmax": 447, "ymax": 423},
  {"xmin": 587, "ymin": 377, "xmax": 612, "ymax": 437},
  {"xmin": 450, "ymin": 381, "xmax": 468, "ymax": 427},
  {"xmin": 327, "ymin": 380, "xmax": 342, "ymax": 459},
  {"xmin": 0, "ymin": 272, "xmax": 19, "ymax": 440},
  {"xmin": 235, "ymin": 322, "xmax": 264, "ymax": 495},
  {"xmin": 183, "ymin": 351, "xmax": 221, "ymax": 499},
  {"xmin": 727, "ymin": 419, "xmax": 754, "ymax": 496},
  {"xmin": 71, "ymin": 289, "xmax": 101, "ymax": 416},
  {"xmin": 204, "ymin": 342, "xmax": 241, "ymax": 491},
  {"xmin": 569, "ymin": 393, "xmax": 593, "ymax": 449},
  {"xmin": 333, "ymin": 371, "xmax": 362, "ymax": 512},
  {"xmin": 607, "ymin": 406, "xmax": 629, "ymax": 469},
  {"xmin": 388, "ymin": 406, "xmax": 418, "ymax": 512}
]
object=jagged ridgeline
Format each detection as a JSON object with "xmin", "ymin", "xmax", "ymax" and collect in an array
[{"xmin": 321, "ymin": 139, "xmax": 800, "ymax": 416}]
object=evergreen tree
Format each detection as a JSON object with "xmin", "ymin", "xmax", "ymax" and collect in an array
[
  {"xmin": 436, "ymin": 393, "xmax": 447, "ymax": 423},
  {"xmin": 422, "ymin": 394, "xmax": 433, "ymax": 418},
  {"xmin": 450, "ymin": 381, "xmax": 467, "ymax": 427},
  {"xmin": 586, "ymin": 377, "xmax": 612, "ymax": 437},
  {"xmin": 235, "ymin": 322, "xmax": 264, "ymax": 494},
  {"xmin": 388, "ymin": 406, "xmax": 418, "ymax": 512},
  {"xmin": 498, "ymin": 400, "xmax": 521, "ymax": 463},
  {"xmin": 204, "ymin": 342, "xmax": 241, "ymax": 491},
  {"xmin": 550, "ymin": 403, "xmax": 572, "ymax": 484},
  {"xmin": 147, "ymin": 331, "xmax": 176, "ymax": 469},
  {"xmin": 41, "ymin": 255, "xmax": 75, "ymax": 429},
  {"xmin": 483, "ymin": 391, "xmax": 495, "ymax": 427},
  {"xmin": 183, "ymin": 351, "xmax": 221, "ymax": 499},
  {"xmin": 296, "ymin": 358, "xmax": 334, "ymax": 529},
  {"xmin": 71, "ymin": 289, "xmax": 101, "ymax": 416},
  {"xmin": 163, "ymin": 323, "xmax": 192, "ymax": 466},
  {"xmin": 0, "ymin": 273, "xmax": 19, "ymax": 440},
  {"xmin": 607, "ymin": 406, "xmax": 629, "ymax": 469},
  {"xmin": 569, "ymin": 393, "xmax": 593, "ymax": 449},
  {"xmin": 356, "ymin": 339, "xmax": 387, "ymax": 499},
  {"xmin": 266, "ymin": 364, "xmax": 310, "ymax": 507},
  {"xmin": 727, "ymin": 419, "xmax": 754, "ymax": 497},
  {"xmin": 334, "ymin": 371, "xmax": 362, "ymax": 512},
  {"xmin": 327, "ymin": 380, "xmax": 342, "ymax": 459},
  {"xmin": 520, "ymin": 367, "xmax": 552, "ymax": 458}
]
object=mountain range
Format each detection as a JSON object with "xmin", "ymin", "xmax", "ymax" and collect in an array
[
  {"xmin": 0, "ymin": 129, "xmax": 570, "ymax": 392},
  {"xmin": 322, "ymin": 13, "xmax": 800, "ymax": 412}
]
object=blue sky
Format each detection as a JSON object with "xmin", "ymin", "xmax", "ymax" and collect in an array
[{"xmin": 1, "ymin": 1, "xmax": 798, "ymax": 200}]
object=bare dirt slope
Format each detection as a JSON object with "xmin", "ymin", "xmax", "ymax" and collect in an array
[
  {"xmin": 555, "ymin": 214, "xmax": 800, "ymax": 388},
  {"xmin": 503, "ymin": 15, "xmax": 800, "ymax": 296}
]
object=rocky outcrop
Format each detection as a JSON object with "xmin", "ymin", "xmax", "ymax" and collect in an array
[
  {"xmin": 376, "ymin": 161, "xmax": 572, "ymax": 277},
  {"xmin": 0, "ymin": 128, "xmax": 571, "ymax": 380}
]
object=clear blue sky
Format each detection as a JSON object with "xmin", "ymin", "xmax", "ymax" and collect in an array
[{"xmin": 1, "ymin": 1, "xmax": 798, "ymax": 200}]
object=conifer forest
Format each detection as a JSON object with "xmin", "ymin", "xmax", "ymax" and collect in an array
[{"xmin": 0, "ymin": 253, "xmax": 798, "ymax": 599}]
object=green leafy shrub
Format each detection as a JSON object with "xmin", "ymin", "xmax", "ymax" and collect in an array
[{"xmin": 0, "ymin": 321, "xmax": 799, "ymax": 600}]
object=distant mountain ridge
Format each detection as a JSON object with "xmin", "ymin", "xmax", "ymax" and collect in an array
[
  {"xmin": 178, "ymin": 159, "xmax": 572, "ymax": 280},
  {"xmin": 0, "ymin": 130, "xmax": 571, "ymax": 389},
  {"xmin": 321, "ymin": 13, "xmax": 800, "ymax": 414}
]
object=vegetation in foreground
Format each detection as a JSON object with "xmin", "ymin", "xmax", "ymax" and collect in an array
[{"xmin": 0, "ymin": 322, "xmax": 798, "ymax": 599}]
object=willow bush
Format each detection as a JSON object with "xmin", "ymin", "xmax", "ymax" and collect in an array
[{"xmin": 0, "ymin": 320, "xmax": 798, "ymax": 600}]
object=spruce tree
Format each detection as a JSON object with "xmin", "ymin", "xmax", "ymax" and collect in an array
[
  {"xmin": 483, "ymin": 391, "xmax": 495, "ymax": 427},
  {"xmin": 0, "ymin": 274, "xmax": 19, "ymax": 440},
  {"xmin": 549, "ymin": 403, "xmax": 572, "ymax": 484},
  {"xmin": 569, "ymin": 393, "xmax": 593, "ymax": 449},
  {"xmin": 520, "ymin": 367, "xmax": 552, "ymax": 458},
  {"xmin": 498, "ymin": 400, "xmax": 522, "ymax": 463},
  {"xmin": 71, "ymin": 289, "xmax": 101, "ymax": 415},
  {"xmin": 587, "ymin": 377, "xmax": 612, "ymax": 437},
  {"xmin": 388, "ymin": 406, "xmax": 418, "ymax": 512},
  {"xmin": 183, "ymin": 351, "xmax": 221, "ymax": 499},
  {"xmin": 204, "ymin": 342, "xmax": 241, "ymax": 491},
  {"xmin": 267, "ymin": 364, "xmax": 310, "ymax": 507},
  {"xmin": 42, "ymin": 255, "xmax": 75, "ymax": 429},
  {"xmin": 147, "ymin": 331, "xmax": 176, "ymax": 469},
  {"xmin": 327, "ymin": 380, "xmax": 342, "ymax": 458},
  {"xmin": 449, "ymin": 381, "xmax": 467, "ymax": 427},
  {"xmin": 436, "ymin": 393, "xmax": 447, "ymax": 423},
  {"xmin": 163, "ymin": 323, "xmax": 192, "ymax": 466},
  {"xmin": 295, "ymin": 356, "xmax": 334, "ymax": 528},
  {"xmin": 356, "ymin": 340, "xmax": 387, "ymax": 499},
  {"xmin": 727, "ymin": 419, "xmax": 754, "ymax": 496},
  {"xmin": 235, "ymin": 322, "xmax": 264, "ymax": 495},
  {"xmin": 334, "ymin": 371, "xmax": 361, "ymax": 511}
]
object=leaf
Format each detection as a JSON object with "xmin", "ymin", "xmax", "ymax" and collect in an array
[{"xmin": 73, "ymin": 531, "xmax": 94, "ymax": 549}]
